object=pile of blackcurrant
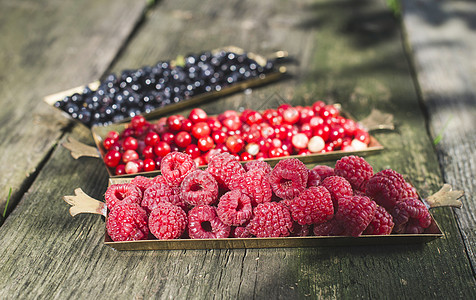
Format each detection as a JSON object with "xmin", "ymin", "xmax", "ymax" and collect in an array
[{"xmin": 54, "ymin": 50, "xmax": 276, "ymax": 127}]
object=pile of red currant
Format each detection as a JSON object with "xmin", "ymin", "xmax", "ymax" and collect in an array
[{"xmin": 101, "ymin": 101, "xmax": 371, "ymax": 175}]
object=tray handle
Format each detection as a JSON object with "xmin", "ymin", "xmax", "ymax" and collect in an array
[
  {"xmin": 63, "ymin": 188, "xmax": 106, "ymax": 217},
  {"xmin": 62, "ymin": 137, "xmax": 100, "ymax": 159},
  {"xmin": 359, "ymin": 109, "xmax": 395, "ymax": 131},
  {"xmin": 425, "ymin": 184, "xmax": 464, "ymax": 209}
]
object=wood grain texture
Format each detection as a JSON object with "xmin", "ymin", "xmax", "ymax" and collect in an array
[
  {"xmin": 402, "ymin": 0, "xmax": 476, "ymax": 272},
  {"xmin": 0, "ymin": 0, "xmax": 146, "ymax": 218},
  {"xmin": 0, "ymin": 0, "xmax": 475, "ymax": 298}
]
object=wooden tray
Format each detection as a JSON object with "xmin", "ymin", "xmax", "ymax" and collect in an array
[{"xmin": 63, "ymin": 184, "xmax": 464, "ymax": 251}]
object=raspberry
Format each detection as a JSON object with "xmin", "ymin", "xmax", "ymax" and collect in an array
[
  {"xmin": 267, "ymin": 158, "xmax": 308, "ymax": 200},
  {"xmin": 363, "ymin": 205, "xmax": 394, "ymax": 235},
  {"xmin": 104, "ymin": 183, "xmax": 142, "ymax": 211},
  {"xmin": 142, "ymin": 183, "xmax": 184, "ymax": 213},
  {"xmin": 244, "ymin": 160, "xmax": 272, "ymax": 174},
  {"xmin": 313, "ymin": 219, "xmax": 344, "ymax": 236},
  {"xmin": 320, "ymin": 176, "xmax": 353, "ymax": 211},
  {"xmin": 307, "ymin": 169, "xmax": 320, "ymax": 187},
  {"xmin": 334, "ymin": 195, "xmax": 377, "ymax": 237},
  {"xmin": 188, "ymin": 205, "xmax": 230, "ymax": 239},
  {"xmin": 151, "ymin": 175, "xmax": 168, "ymax": 186},
  {"xmin": 392, "ymin": 197, "xmax": 432, "ymax": 234},
  {"xmin": 334, "ymin": 156, "xmax": 373, "ymax": 192},
  {"xmin": 130, "ymin": 176, "xmax": 154, "ymax": 194},
  {"xmin": 402, "ymin": 181, "xmax": 419, "ymax": 199},
  {"xmin": 206, "ymin": 152, "xmax": 246, "ymax": 189},
  {"xmin": 149, "ymin": 202, "xmax": 187, "ymax": 240},
  {"xmin": 311, "ymin": 165, "xmax": 334, "ymax": 180},
  {"xmin": 247, "ymin": 202, "xmax": 293, "ymax": 237},
  {"xmin": 365, "ymin": 169, "xmax": 406, "ymax": 211},
  {"xmin": 288, "ymin": 186, "xmax": 334, "ymax": 225},
  {"xmin": 160, "ymin": 152, "xmax": 196, "ymax": 187},
  {"xmin": 231, "ymin": 226, "xmax": 252, "ymax": 238},
  {"xmin": 232, "ymin": 168, "xmax": 272, "ymax": 206},
  {"xmin": 106, "ymin": 202, "xmax": 149, "ymax": 242},
  {"xmin": 180, "ymin": 170, "xmax": 219, "ymax": 206},
  {"xmin": 290, "ymin": 223, "xmax": 310, "ymax": 237},
  {"xmin": 217, "ymin": 190, "xmax": 253, "ymax": 226}
]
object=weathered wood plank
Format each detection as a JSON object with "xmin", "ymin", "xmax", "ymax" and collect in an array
[
  {"xmin": 402, "ymin": 0, "xmax": 476, "ymax": 271},
  {"xmin": 0, "ymin": 0, "xmax": 147, "ymax": 220},
  {"xmin": 0, "ymin": 0, "xmax": 475, "ymax": 299}
]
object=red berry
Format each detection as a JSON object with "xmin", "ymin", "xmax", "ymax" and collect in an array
[
  {"xmin": 161, "ymin": 132, "xmax": 175, "ymax": 144},
  {"xmin": 247, "ymin": 202, "xmax": 293, "ymax": 238},
  {"xmin": 222, "ymin": 116, "xmax": 242, "ymax": 131},
  {"xmin": 207, "ymin": 117, "xmax": 222, "ymax": 131},
  {"xmin": 188, "ymin": 108, "xmax": 208, "ymax": 123},
  {"xmin": 104, "ymin": 150, "xmax": 122, "ymax": 168},
  {"xmin": 180, "ymin": 170, "xmax": 219, "ymax": 206},
  {"xmin": 212, "ymin": 130, "xmax": 227, "ymax": 144},
  {"xmin": 319, "ymin": 104, "xmax": 339, "ymax": 119},
  {"xmin": 106, "ymin": 202, "xmax": 149, "ymax": 242},
  {"xmin": 335, "ymin": 155, "xmax": 374, "ymax": 192},
  {"xmin": 217, "ymin": 190, "xmax": 253, "ymax": 226},
  {"xmin": 123, "ymin": 137, "xmax": 138, "ymax": 151},
  {"xmin": 142, "ymin": 145, "xmax": 155, "ymax": 159},
  {"xmin": 185, "ymin": 144, "xmax": 201, "ymax": 159},
  {"xmin": 167, "ymin": 115, "xmax": 183, "ymax": 131},
  {"xmin": 130, "ymin": 115, "xmax": 146, "ymax": 130},
  {"xmin": 144, "ymin": 131, "xmax": 160, "ymax": 146},
  {"xmin": 160, "ymin": 152, "xmax": 196, "ymax": 187},
  {"xmin": 225, "ymin": 135, "xmax": 244, "ymax": 153},
  {"xmin": 268, "ymin": 158, "xmax": 308, "ymax": 200},
  {"xmin": 180, "ymin": 118, "xmax": 193, "ymax": 132},
  {"xmin": 143, "ymin": 158, "xmax": 156, "ymax": 172},
  {"xmin": 104, "ymin": 183, "xmax": 142, "ymax": 211},
  {"xmin": 103, "ymin": 137, "xmax": 116, "ymax": 150},
  {"xmin": 153, "ymin": 141, "xmax": 171, "ymax": 157},
  {"xmin": 299, "ymin": 107, "xmax": 315, "ymax": 124},
  {"xmin": 122, "ymin": 149, "xmax": 139, "ymax": 163},
  {"xmin": 313, "ymin": 124, "xmax": 331, "ymax": 141},
  {"xmin": 197, "ymin": 136, "xmax": 215, "ymax": 152},
  {"xmin": 125, "ymin": 161, "xmax": 139, "ymax": 174},
  {"xmin": 282, "ymin": 107, "xmax": 300, "ymax": 124},
  {"xmin": 288, "ymin": 186, "xmax": 334, "ymax": 225},
  {"xmin": 191, "ymin": 122, "xmax": 211, "ymax": 139},
  {"xmin": 291, "ymin": 133, "xmax": 309, "ymax": 149},
  {"xmin": 149, "ymin": 202, "xmax": 187, "ymax": 240},
  {"xmin": 115, "ymin": 164, "xmax": 126, "ymax": 175},
  {"xmin": 106, "ymin": 131, "xmax": 119, "ymax": 140},
  {"xmin": 174, "ymin": 131, "xmax": 192, "ymax": 148},
  {"xmin": 188, "ymin": 205, "xmax": 230, "ymax": 239}
]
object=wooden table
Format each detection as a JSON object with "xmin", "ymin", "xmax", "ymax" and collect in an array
[{"xmin": 0, "ymin": 0, "xmax": 475, "ymax": 298}]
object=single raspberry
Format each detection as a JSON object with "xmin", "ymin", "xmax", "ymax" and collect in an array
[
  {"xmin": 130, "ymin": 176, "xmax": 154, "ymax": 194},
  {"xmin": 363, "ymin": 205, "xmax": 394, "ymax": 235},
  {"xmin": 288, "ymin": 186, "xmax": 334, "ymax": 225},
  {"xmin": 106, "ymin": 202, "xmax": 149, "ymax": 242},
  {"xmin": 188, "ymin": 205, "xmax": 230, "ymax": 239},
  {"xmin": 334, "ymin": 156, "xmax": 373, "ymax": 192},
  {"xmin": 401, "ymin": 181, "xmax": 419, "ymax": 199},
  {"xmin": 247, "ymin": 202, "xmax": 293, "ymax": 237},
  {"xmin": 231, "ymin": 226, "xmax": 252, "ymax": 238},
  {"xmin": 289, "ymin": 223, "xmax": 310, "ymax": 237},
  {"xmin": 320, "ymin": 176, "xmax": 353, "ymax": 211},
  {"xmin": 151, "ymin": 175, "xmax": 168, "ymax": 186},
  {"xmin": 365, "ymin": 169, "xmax": 406, "ymax": 211},
  {"xmin": 160, "ymin": 152, "xmax": 196, "ymax": 187},
  {"xmin": 206, "ymin": 152, "xmax": 246, "ymax": 189},
  {"xmin": 267, "ymin": 158, "xmax": 308, "ymax": 200},
  {"xmin": 149, "ymin": 202, "xmax": 187, "ymax": 240},
  {"xmin": 392, "ymin": 197, "xmax": 432, "ymax": 234},
  {"xmin": 307, "ymin": 169, "xmax": 321, "ymax": 187},
  {"xmin": 311, "ymin": 165, "xmax": 334, "ymax": 180},
  {"xmin": 217, "ymin": 190, "xmax": 253, "ymax": 226},
  {"xmin": 244, "ymin": 160, "xmax": 272, "ymax": 174},
  {"xmin": 334, "ymin": 195, "xmax": 377, "ymax": 237},
  {"xmin": 232, "ymin": 168, "xmax": 272, "ymax": 206},
  {"xmin": 104, "ymin": 183, "xmax": 142, "ymax": 211},
  {"xmin": 180, "ymin": 170, "xmax": 219, "ymax": 206},
  {"xmin": 142, "ymin": 183, "xmax": 184, "ymax": 213},
  {"xmin": 313, "ymin": 219, "xmax": 344, "ymax": 236}
]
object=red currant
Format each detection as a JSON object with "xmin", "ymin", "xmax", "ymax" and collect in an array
[
  {"xmin": 319, "ymin": 104, "xmax": 339, "ymax": 119},
  {"xmin": 106, "ymin": 131, "xmax": 119, "ymax": 141},
  {"xmin": 212, "ymin": 130, "xmax": 227, "ymax": 144},
  {"xmin": 207, "ymin": 117, "xmax": 222, "ymax": 131},
  {"xmin": 144, "ymin": 131, "xmax": 160, "ymax": 146},
  {"xmin": 291, "ymin": 133, "xmax": 309, "ymax": 150},
  {"xmin": 240, "ymin": 152, "xmax": 254, "ymax": 161},
  {"xmin": 185, "ymin": 144, "xmax": 201, "ymax": 159},
  {"xmin": 191, "ymin": 122, "xmax": 211, "ymax": 139},
  {"xmin": 153, "ymin": 141, "xmax": 171, "ymax": 157},
  {"xmin": 161, "ymin": 132, "xmax": 175, "ymax": 144},
  {"xmin": 167, "ymin": 115, "xmax": 183, "ymax": 131},
  {"xmin": 123, "ymin": 137, "xmax": 138, "ymax": 151},
  {"xmin": 142, "ymin": 145, "xmax": 155, "ymax": 159},
  {"xmin": 125, "ymin": 161, "xmax": 139, "ymax": 174},
  {"xmin": 175, "ymin": 131, "xmax": 192, "ymax": 148},
  {"xmin": 104, "ymin": 150, "xmax": 122, "ymax": 167},
  {"xmin": 188, "ymin": 108, "xmax": 208, "ymax": 123},
  {"xmin": 103, "ymin": 137, "xmax": 116, "ymax": 150},
  {"xmin": 115, "ymin": 164, "xmax": 126, "ymax": 175},
  {"xmin": 181, "ymin": 119, "xmax": 193, "ymax": 132},
  {"xmin": 197, "ymin": 136, "xmax": 214, "ymax": 152},
  {"xmin": 222, "ymin": 116, "xmax": 241, "ymax": 131},
  {"xmin": 143, "ymin": 158, "xmax": 156, "ymax": 172},
  {"xmin": 130, "ymin": 115, "xmax": 146, "ymax": 129},
  {"xmin": 225, "ymin": 136, "xmax": 244, "ymax": 153},
  {"xmin": 282, "ymin": 107, "xmax": 300, "ymax": 124},
  {"xmin": 122, "ymin": 149, "xmax": 139, "ymax": 163}
]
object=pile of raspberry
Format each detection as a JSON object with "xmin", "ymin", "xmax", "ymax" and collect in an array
[
  {"xmin": 101, "ymin": 100, "xmax": 372, "ymax": 176},
  {"xmin": 105, "ymin": 152, "xmax": 433, "ymax": 242}
]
